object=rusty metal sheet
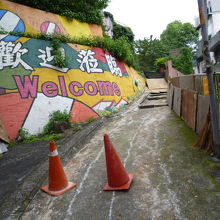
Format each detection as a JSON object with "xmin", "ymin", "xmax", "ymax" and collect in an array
[
  {"xmin": 196, "ymin": 95, "xmax": 210, "ymax": 133},
  {"xmin": 167, "ymin": 84, "xmax": 174, "ymax": 109},
  {"xmin": 181, "ymin": 89, "xmax": 198, "ymax": 131},
  {"xmin": 173, "ymin": 87, "xmax": 182, "ymax": 116},
  {"xmin": 170, "ymin": 77, "xmax": 179, "ymax": 87},
  {"xmin": 179, "ymin": 75, "xmax": 194, "ymax": 90},
  {"xmin": 0, "ymin": 116, "xmax": 9, "ymax": 143},
  {"xmin": 203, "ymin": 76, "xmax": 209, "ymax": 96}
]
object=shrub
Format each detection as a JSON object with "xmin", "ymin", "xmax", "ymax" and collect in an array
[
  {"xmin": 43, "ymin": 110, "xmax": 70, "ymax": 135},
  {"xmin": 12, "ymin": 0, "xmax": 110, "ymax": 25}
]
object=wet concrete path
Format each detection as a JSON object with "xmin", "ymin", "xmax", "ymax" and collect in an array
[{"xmin": 21, "ymin": 96, "xmax": 220, "ymax": 220}]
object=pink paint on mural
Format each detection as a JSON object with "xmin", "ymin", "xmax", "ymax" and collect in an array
[
  {"xmin": 0, "ymin": 93, "xmax": 34, "ymax": 140},
  {"xmin": 70, "ymin": 100, "xmax": 99, "ymax": 123},
  {"xmin": 40, "ymin": 21, "xmax": 61, "ymax": 34}
]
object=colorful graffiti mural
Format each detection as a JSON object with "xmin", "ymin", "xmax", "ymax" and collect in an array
[
  {"xmin": 0, "ymin": 0, "xmax": 103, "ymax": 38},
  {"xmin": 0, "ymin": 1, "xmax": 146, "ymax": 142}
]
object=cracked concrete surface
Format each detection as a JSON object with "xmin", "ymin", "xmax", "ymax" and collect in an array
[{"xmin": 16, "ymin": 95, "xmax": 220, "ymax": 220}]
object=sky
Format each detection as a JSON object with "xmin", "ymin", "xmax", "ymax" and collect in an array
[{"xmin": 106, "ymin": 0, "xmax": 199, "ymax": 40}]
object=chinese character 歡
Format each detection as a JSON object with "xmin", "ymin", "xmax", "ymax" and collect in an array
[{"xmin": 0, "ymin": 41, "xmax": 33, "ymax": 70}]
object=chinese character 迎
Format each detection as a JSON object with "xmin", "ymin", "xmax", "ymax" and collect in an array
[
  {"xmin": 77, "ymin": 49, "xmax": 103, "ymax": 73},
  {"xmin": 105, "ymin": 54, "xmax": 122, "ymax": 77},
  {"xmin": 38, "ymin": 46, "xmax": 69, "ymax": 73},
  {"xmin": 0, "ymin": 41, "xmax": 33, "ymax": 70}
]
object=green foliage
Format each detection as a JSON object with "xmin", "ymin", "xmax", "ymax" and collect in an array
[
  {"xmin": 43, "ymin": 110, "xmax": 70, "ymax": 135},
  {"xmin": 15, "ymin": 111, "xmax": 70, "ymax": 144},
  {"xmin": 155, "ymin": 57, "xmax": 169, "ymax": 69},
  {"xmin": 128, "ymin": 89, "xmax": 145, "ymax": 103},
  {"xmin": 160, "ymin": 20, "xmax": 198, "ymax": 50},
  {"xmin": 17, "ymin": 128, "xmax": 62, "ymax": 143},
  {"xmin": 86, "ymin": 117, "xmax": 96, "ymax": 123},
  {"xmin": 160, "ymin": 21, "xmax": 198, "ymax": 74},
  {"xmin": 113, "ymin": 24, "xmax": 134, "ymax": 43},
  {"xmin": 103, "ymin": 11, "xmax": 135, "ymax": 44},
  {"xmin": 8, "ymin": 141, "xmax": 17, "ymax": 147},
  {"xmin": 12, "ymin": 0, "xmax": 110, "ymax": 25},
  {"xmin": 70, "ymin": 123, "xmax": 83, "ymax": 131},
  {"xmin": 135, "ymin": 20, "xmax": 198, "ymax": 74},
  {"xmin": 18, "ymin": 128, "xmax": 30, "ymax": 141},
  {"xmin": 0, "ymin": 30, "xmax": 138, "ymax": 69},
  {"xmin": 99, "ymin": 109, "xmax": 112, "ymax": 117},
  {"xmin": 135, "ymin": 36, "xmax": 168, "ymax": 72},
  {"xmin": 41, "ymin": 134, "xmax": 63, "ymax": 142},
  {"xmin": 172, "ymin": 47, "xmax": 194, "ymax": 74},
  {"xmin": 51, "ymin": 38, "xmax": 66, "ymax": 68}
]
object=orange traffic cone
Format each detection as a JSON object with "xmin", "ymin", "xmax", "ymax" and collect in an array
[
  {"xmin": 41, "ymin": 141, "xmax": 77, "ymax": 196},
  {"xmin": 103, "ymin": 134, "xmax": 134, "ymax": 190}
]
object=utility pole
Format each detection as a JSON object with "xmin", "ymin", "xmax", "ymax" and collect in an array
[{"xmin": 197, "ymin": 0, "xmax": 220, "ymax": 157}]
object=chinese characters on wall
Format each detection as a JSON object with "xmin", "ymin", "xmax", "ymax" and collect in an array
[
  {"xmin": 0, "ymin": 41, "xmax": 33, "ymax": 70},
  {"xmin": 0, "ymin": 41, "xmax": 125, "ymax": 77}
]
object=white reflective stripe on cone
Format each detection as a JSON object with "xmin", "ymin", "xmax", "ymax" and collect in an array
[{"xmin": 50, "ymin": 150, "xmax": 58, "ymax": 157}]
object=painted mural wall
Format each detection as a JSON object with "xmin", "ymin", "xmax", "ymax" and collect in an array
[
  {"xmin": 0, "ymin": 0, "xmax": 103, "ymax": 38},
  {"xmin": 0, "ymin": 1, "xmax": 146, "ymax": 142}
]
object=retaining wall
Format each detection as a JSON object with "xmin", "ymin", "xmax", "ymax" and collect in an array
[{"xmin": 0, "ymin": 1, "xmax": 146, "ymax": 142}]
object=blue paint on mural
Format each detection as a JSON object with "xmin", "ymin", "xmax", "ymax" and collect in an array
[{"xmin": 0, "ymin": 9, "xmax": 25, "ymax": 42}]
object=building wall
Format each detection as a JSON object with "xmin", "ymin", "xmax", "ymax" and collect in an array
[
  {"xmin": 212, "ymin": 14, "xmax": 220, "ymax": 36},
  {"xmin": 211, "ymin": 0, "xmax": 220, "ymax": 12},
  {"xmin": 0, "ymin": 1, "xmax": 146, "ymax": 141},
  {"xmin": 196, "ymin": 0, "xmax": 220, "ymax": 73},
  {"xmin": 207, "ymin": 0, "xmax": 220, "ymax": 37}
]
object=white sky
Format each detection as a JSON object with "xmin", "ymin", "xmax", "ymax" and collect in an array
[{"xmin": 106, "ymin": 0, "xmax": 199, "ymax": 40}]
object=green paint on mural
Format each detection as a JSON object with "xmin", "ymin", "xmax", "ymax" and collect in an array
[
  {"xmin": 0, "ymin": 65, "xmax": 32, "ymax": 90},
  {"xmin": 23, "ymin": 39, "xmax": 80, "ymax": 69},
  {"xmin": 22, "ymin": 39, "xmax": 110, "ymax": 72}
]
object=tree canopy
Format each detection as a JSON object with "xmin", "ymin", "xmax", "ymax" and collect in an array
[
  {"xmin": 160, "ymin": 20, "xmax": 198, "ymax": 50},
  {"xmin": 103, "ymin": 11, "xmax": 135, "ymax": 44},
  {"xmin": 12, "ymin": 0, "xmax": 110, "ymax": 24},
  {"xmin": 135, "ymin": 20, "xmax": 198, "ymax": 74},
  {"xmin": 135, "ymin": 36, "xmax": 168, "ymax": 72}
]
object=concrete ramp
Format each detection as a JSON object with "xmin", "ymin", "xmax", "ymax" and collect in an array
[
  {"xmin": 146, "ymin": 78, "xmax": 168, "ymax": 92},
  {"xmin": 146, "ymin": 78, "xmax": 168, "ymax": 89}
]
